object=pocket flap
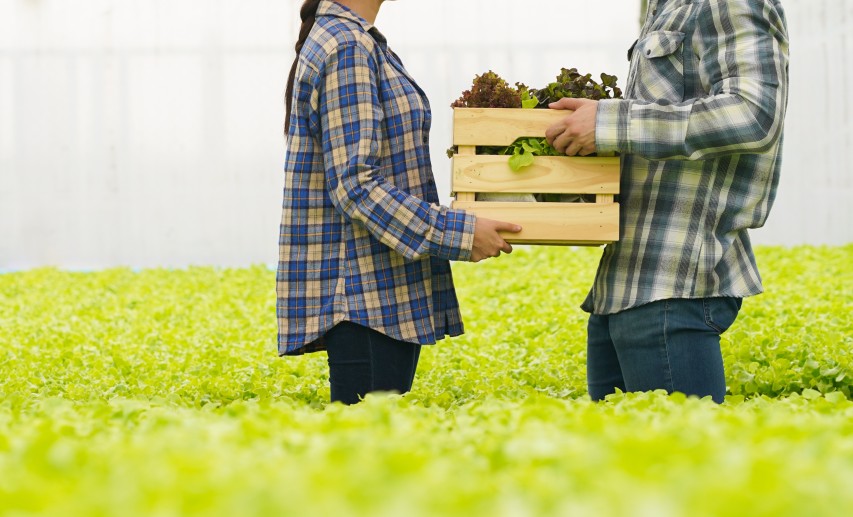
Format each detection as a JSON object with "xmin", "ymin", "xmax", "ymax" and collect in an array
[{"xmin": 640, "ymin": 31, "xmax": 686, "ymax": 59}]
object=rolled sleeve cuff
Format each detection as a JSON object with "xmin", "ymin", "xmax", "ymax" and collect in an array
[
  {"xmin": 596, "ymin": 99, "xmax": 632, "ymax": 155},
  {"xmin": 431, "ymin": 208, "xmax": 475, "ymax": 262}
]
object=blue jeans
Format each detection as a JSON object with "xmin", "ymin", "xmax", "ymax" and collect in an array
[
  {"xmin": 325, "ymin": 321, "xmax": 422, "ymax": 405},
  {"xmin": 587, "ymin": 297, "xmax": 742, "ymax": 403}
]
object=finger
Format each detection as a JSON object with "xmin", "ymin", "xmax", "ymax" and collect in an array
[
  {"xmin": 548, "ymin": 97, "xmax": 581, "ymax": 111},
  {"xmin": 501, "ymin": 240, "xmax": 513, "ymax": 254},
  {"xmin": 552, "ymin": 133, "xmax": 572, "ymax": 155},
  {"xmin": 572, "ymin": 138, "xmax": 596, "ymax": 157},
  {"xmin": 495, "ymin": 222, "xmax": 522, "ymax": 233},
  {"xmin": 545, "ymin": 122, "xmax": 567, "ymax": 144},
  {"xmin": 565, "ymin": 140, "xmax": 582, "ymax": 157}
]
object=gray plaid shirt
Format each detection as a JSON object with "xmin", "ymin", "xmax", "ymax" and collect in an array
[{"xmin": 584, "ymin": 0, "xmax": 789, "ymax": 314}]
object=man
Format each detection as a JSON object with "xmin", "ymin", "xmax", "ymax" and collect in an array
[{"xmin": 545, "ymin": 0, "xmax": 789, "ymax": 403}]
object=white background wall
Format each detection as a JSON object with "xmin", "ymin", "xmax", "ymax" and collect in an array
[{"xmin": 0, "ymin": 0, "xmax": 850, "ymax": 270}]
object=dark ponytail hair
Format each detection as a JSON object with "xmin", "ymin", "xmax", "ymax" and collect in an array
[{"xmin": 285, "ymin": 0, "xmax": 322, "ymax": 134}]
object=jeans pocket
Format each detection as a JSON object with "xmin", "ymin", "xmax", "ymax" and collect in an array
[{"xmin": 703, "ymin": 297, "xmax": 742, "ymax": 334}]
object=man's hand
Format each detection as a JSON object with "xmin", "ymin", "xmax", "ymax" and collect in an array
[
  {"xmin": 545, "ymin": 98, "xmax": 599, "ymax": 156},
  {"xmin": 470, "ymin": 217, "xmax": 522, "ymax": 262}
]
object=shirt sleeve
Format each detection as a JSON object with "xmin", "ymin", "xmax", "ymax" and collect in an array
[
  {"xmin": 596, "ymin": 0, "xmax": 789, "ymax": 161},
  {"xmin": 316, "ymin": 42, "xmax": 474, "ymax": 262}
]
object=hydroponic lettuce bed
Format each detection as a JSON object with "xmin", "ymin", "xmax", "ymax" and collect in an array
[{"xmin": 0, "ymin": 245, "xmax": 851, "ymax": 517}]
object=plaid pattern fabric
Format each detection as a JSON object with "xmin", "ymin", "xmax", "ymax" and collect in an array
[
  {"xmin": 584, "ymin": 0, "xmax": 789, "ymax": 315},
  {"xmin": 277, "ymin": 1, "xmax": 475, "ymax": 355}
]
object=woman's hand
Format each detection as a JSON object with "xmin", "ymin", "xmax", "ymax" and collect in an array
[{"xmin": 470, "ymin": 218, "xmax": 522, "ymax": 262}]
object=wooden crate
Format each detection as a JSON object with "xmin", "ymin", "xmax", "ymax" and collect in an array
[{"xmin": 450, "ymin": 108, "xmax": 620, "ymax": 246}]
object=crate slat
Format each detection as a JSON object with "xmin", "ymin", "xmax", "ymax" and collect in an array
[
  {"xmin": 453, "ymin": 108, "xmax": 574, "ymax": 146},
  {"xmin": 452, "ymin": 201, "xmax": 619, "ymax": 245},
  {"xmin": 453, "ymin": 155, "xmax": 619, "ymax": 194}
]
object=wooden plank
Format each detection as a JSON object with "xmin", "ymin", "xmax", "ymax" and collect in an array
[
  {"xmin": 450, "ymin": 146, "xmax": 477, "ymax": 199},
  {"xmin": 453, "ymin": 108, "xmax": 573, "ymax": 146},
  {"xmin": 452, "ymin": 155, "xmax": 619, "ymax": 195},
  {"xmin": 596, "ymin": 194, "xmax": 615, "ymax": 203},
  {"xmin": 451, "ymin": 201, "xmax": 619, "ymax": 244}
]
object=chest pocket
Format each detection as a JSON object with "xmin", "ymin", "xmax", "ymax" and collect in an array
[{"xmin": 631, "ymin": 30, "xmax": 686, "ymax": 103}]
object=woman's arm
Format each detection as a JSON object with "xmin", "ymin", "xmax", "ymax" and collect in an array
[{"xmin": 317, "ymin": 42, "xmax": 477, "ymax": 262}]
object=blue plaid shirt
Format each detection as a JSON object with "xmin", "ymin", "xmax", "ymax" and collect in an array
[
  {"xmin": 584, "ymin": 0, "xmax": 789, "ymax": 314},
  {"xmin": 277, "ymin": 1, "xmax": 475, "ymax": 355}
]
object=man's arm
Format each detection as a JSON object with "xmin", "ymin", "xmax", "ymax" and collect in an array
[{"xmin": 548, "ymin": 0, "xmax": 789, "ymax": 161}]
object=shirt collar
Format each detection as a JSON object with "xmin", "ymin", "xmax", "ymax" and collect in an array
[{"xmin": 317, "ymin": 0, "xmax": 387, "ymax": 44}]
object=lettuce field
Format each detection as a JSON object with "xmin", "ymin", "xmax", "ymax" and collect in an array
[{"xmin": 1, "ymin": 245, "xmax": 851, "ymax": 516}]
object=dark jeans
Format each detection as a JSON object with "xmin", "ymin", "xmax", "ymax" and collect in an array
[
  {"xmin": 587, "ymin": 297, "xmax": 742, "ymax": 404},
  {"xmin": 324, "ymin": 321, "xmax": 422, "ymax": 405}
]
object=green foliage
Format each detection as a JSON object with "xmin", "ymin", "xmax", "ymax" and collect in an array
[
  {"xmin": 724, "ymin": 246, "xmax": 853, "ymax": 398},
  {"xmin": 451, "ymin": 68, "xmax": 623, "ymax": 110},
  {"xmin": 450, "ymin": 71, "xmax": 522, "ymax": 109},
  {"xmin": 519, "ymin": 85, "xmax": 540, "ymax": 109},
  {"xmin": 0, "ymin": 245, "xmax": 851, "ymax": 516},
  {"xmin": 450, "ymin": 69, "xmax": 622, "ymax": 171},
  {"xmin": 532, "ymin": 67, "xmax": 623, "ymax": 106},
  {"xmin": 504, "ymin": 137, "xmax": 562, "ymax": 171},
  {"xmin": 476, "ymin": 137, "xmax": 563, "ymax": 173}
]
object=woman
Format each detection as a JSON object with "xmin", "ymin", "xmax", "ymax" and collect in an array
[{"xmin": 278, "ymin": 0, "xmax": 520, "ymax": 404}]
